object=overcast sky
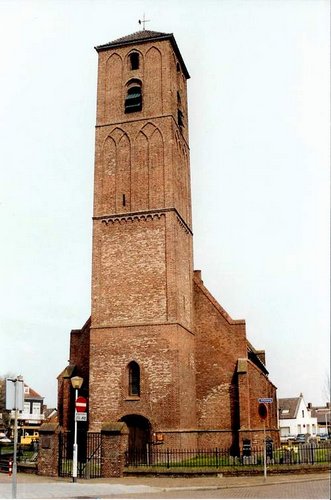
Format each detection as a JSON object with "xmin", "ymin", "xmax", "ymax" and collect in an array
[{"xmin": 0, "ymin": 0, "xmax": 329, "ymax": 408}]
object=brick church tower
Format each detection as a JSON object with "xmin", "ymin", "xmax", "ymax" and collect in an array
[
  {"xmin": 58, "ymin": 29, "xmax": 279, "ymax": 454},
  {"xmin": 90, "ymin": 30, "xmax": 195, "ymax": 447}
]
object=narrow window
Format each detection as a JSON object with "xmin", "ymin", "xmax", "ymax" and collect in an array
[
  {"xmin": 302, "ymin": 410, "xmax": 304, "ymax": 417},
  {"xmin": 128, "ymin": 361, "xmax": 140, "ymax": 396},
  {"xmin": 125, "ymin": 85, "xmax": 142, "ymax": 113},
  {"xmin": 177, "ymin": 91, "xmax": 181, "ymax": 105},
  {"xmin": 178, "ymin": 109, "xmax": 184, "ymax": 128},
  {"xmin": 122, "ymin": 194, "xmax": 126, "ymax": 207},
  {"xmin": 176, "ymin": 62, "xmax": 180, "ymax": 72},
  {"xmin": 130, "ymin": 52, "xmax": 139, "ymax": 70}
]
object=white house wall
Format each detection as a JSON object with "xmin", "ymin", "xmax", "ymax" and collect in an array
[{"xmin": 279, "ymin": 398, "xmax": 317, "ymax": 437}]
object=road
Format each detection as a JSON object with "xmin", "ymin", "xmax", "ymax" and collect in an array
[
  {"xmin": 120, "ymin": 478, "xmax": 329, "ymax": 498},
  {"xmin": 0, "ymin": 472, "xmax": 329, "ymax": 499}
]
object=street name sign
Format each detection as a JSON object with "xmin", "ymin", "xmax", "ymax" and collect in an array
[
  {"xmin": 5, "ymin": 377, "xmax": 24, "ymax": 411},
  {"xmin": 258, "ymin": 398, "xmax": 273, "ymax": 404},
  {"xmin": 75, "ymin": 412, "xmax": 87, "ymax": 422}
]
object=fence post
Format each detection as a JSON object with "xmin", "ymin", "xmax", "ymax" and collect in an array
[
  {"xmin": 37, "ymin": 423, "xmax": 61, "ymax": 477},
  {"xmin": 167, "ymin": 449, "xmax": 170, "ymax": 469},
  {"xmin": 101, "ymin": 422, "xmax": 129, "ymax": 477}
]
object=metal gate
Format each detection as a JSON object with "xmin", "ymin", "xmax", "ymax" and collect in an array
[{"xmin": 58, "ymin": 431, "xmax": 102, "ymax": 478}]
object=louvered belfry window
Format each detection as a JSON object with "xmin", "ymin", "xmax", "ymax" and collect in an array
[{"xmin": 125, "ymin": 85, "xmax": 142, "ymax": 113}]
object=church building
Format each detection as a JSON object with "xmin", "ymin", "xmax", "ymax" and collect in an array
[{"xmin": 58, "ymin": 29, "xmax": 279, "ymax": 454}]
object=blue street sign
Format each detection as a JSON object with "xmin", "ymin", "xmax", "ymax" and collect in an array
[{"xmin": 258, "ymin": 398, "xmax": 273, "ymax": 403}]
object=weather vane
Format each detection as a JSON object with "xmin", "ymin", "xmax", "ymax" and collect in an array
[{"xmin": 138, "ymin": 13, "xmax": 150, "ymax": 31}]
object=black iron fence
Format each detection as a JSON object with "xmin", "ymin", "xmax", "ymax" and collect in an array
[
  {"xmin": 58, "ymin": 431, "xmax": 102, "ymax": 478},
  {"xmin": 126, "ymin": 442, "xmax": 331, "ymax": 468}
]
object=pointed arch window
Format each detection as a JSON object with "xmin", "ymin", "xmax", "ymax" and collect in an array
[
  {"xmin": 125, "ymin": 79, "xmax": 142, "ymax": 114},
  {"xmin": 128, "ymin": 361, "xmax": 140, "ymax": 396}
]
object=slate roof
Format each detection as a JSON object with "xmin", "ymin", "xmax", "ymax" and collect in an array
[
  {"xmin": 95, "ymin": 30, "xmax": 190, "ymax": 79},
  {"xmin": 310, "ymin": 405, "xmax": 331, "ymax": 423},
  {"xmin": 247, "ymin": 341, "xmax": 268, "ymax": 375},
  {"xmin": 97, "ymin": 30, "xmax": 171, "ymax": 47},
  {"xmin": 278, "ymin": 397, "xmax": 301, "ymax": 419}
]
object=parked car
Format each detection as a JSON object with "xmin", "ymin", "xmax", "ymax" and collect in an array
[
  {"xmin": 318, "ymin": 433, "xmax": 329, "ymax": 441},
  {"xmin": 295, "ymin": 433, "xmax": 309, "ymax": 443},
  {"xmin": 280, "ymin": 435, "xmax": 296, "ymax": 444}
]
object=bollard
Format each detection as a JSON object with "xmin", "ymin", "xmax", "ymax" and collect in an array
[{"xmin": 8, "ymin": 459, "xmax": 12, "ymax": 476}]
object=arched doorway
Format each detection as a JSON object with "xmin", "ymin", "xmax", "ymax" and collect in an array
[{"xmin": 120, "ymin": 414, "xmax": 151, "ymax": 450}]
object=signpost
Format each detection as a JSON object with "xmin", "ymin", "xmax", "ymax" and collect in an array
[
  {"xmin": 6, "ymin": 376, "xmax": 24, "ymax": 499},
  {"xmin": 71, "ymin": 376, "xmax": 84, "ymax": 483},
  {"xmin": 257, "ymin": 398, "xmax": 273, "ymax": 481}
]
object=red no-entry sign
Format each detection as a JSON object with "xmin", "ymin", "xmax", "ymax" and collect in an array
[{"xmin": 75, "ymin": 396, "xmax": 87, "ymax": 413}]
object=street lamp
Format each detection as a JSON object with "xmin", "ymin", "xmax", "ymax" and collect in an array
[{"xmin": 71, "ymin": 376, "xmax": 83, "ymax": 483}]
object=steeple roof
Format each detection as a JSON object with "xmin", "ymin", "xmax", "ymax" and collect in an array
[
  {"xmin": 97, "ymin": 30, "xmax": 170, "ymax": 47},
  {"xmin": 95, "ymin": 30, "xmax": 190, "ymax": 79}
]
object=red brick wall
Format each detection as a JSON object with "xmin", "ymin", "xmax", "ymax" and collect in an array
[
  {"xmin": 238, "ymin": 359, "xmax": 279, "ymax": 447},
  {"xmin": 193, "ymin": 272, "xmax": 246, "ymax": 438},
  {"xmin": 57, "ymin": 319, "xmax": 90, "ymax": 430},
  {"xmin": 88, "ymin": 323, "xmax": 196, "ymax": 447},
  {"xmin": 70, "ymin": 319, "xmax": 90, "ymax": 382},
  {"xmin": 193, "ymin": 271, "xmax": 279, "ymax": 448}
]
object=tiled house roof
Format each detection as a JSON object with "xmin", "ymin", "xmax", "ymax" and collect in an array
[
  {"xmin": 24, "ymin": 384, "xmax": 43, "ymax": 401},
  {"xmin": 310, "ymin": 405, "xmax": 331, "ymax": 423},
  {"xmin": 278, "ymin": 397, "xmax": 301, "ymax": 419}
]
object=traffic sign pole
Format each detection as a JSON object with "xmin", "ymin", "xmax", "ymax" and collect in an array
[
  {"xmin": 263, "ymin": 419, "xmax": 267, "ymax": 481},
  {"xmin": 257, "ymin": 400, "xmax": 270, "ymax": 481},
  {"xmin": 72, "ymin": 389, "xmax": 78, "ymax": 483}
]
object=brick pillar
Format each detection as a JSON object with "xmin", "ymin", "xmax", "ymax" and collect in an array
[
  {"xmin": 101, "ymin": 422, "xmax": 129, "ymax": 477},
  {"xmin": 37, "ymin": 423, "xmax": 61, "ymax": 477}
]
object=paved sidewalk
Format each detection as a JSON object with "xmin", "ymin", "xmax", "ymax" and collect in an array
[{"xmin": 0, "ymin": 472, "xmax": 328, "ymax": 499}]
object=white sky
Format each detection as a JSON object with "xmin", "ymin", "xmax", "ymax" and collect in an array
[{"xmin": 0, "ymin": 0, "xmax": 329, "ymax": 409}]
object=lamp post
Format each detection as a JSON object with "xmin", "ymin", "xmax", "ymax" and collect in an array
[{"xmin": 71, "ymin": 376, "xmax": 83, "ymax": 483}]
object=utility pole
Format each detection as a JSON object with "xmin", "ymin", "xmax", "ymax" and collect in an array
[{"xmin": 6, "ymin": 376, "xmax": 24, "ymax": 499}]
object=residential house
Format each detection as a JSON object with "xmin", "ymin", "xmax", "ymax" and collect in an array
[
  {"xmin": 308, "ymin": 402, "xmax": 330, "ymax": 435},
  {"xmin": 10, "ymin": 384, "xmax": 45, "ymax": 444},
  {"xmin": 278, "ymin": 394, "xmax": 318, "ymax": 440}
]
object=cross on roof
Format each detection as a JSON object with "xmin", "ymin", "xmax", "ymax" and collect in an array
[{"xmin": 138, "ymin": 14, "xmax": 150, "ymax": 31}]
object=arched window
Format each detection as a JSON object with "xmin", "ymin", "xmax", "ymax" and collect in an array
[
  {"xmin": 130, "ymin": 52, "xmax": 139, "ymax": 70},
  {"xmin": 125, "ymin": 80, "xmax": 142, "ymax": 113},
  {"xmin": 128, "ymin": 361, "xmax": 140, "ymax": 396}
]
